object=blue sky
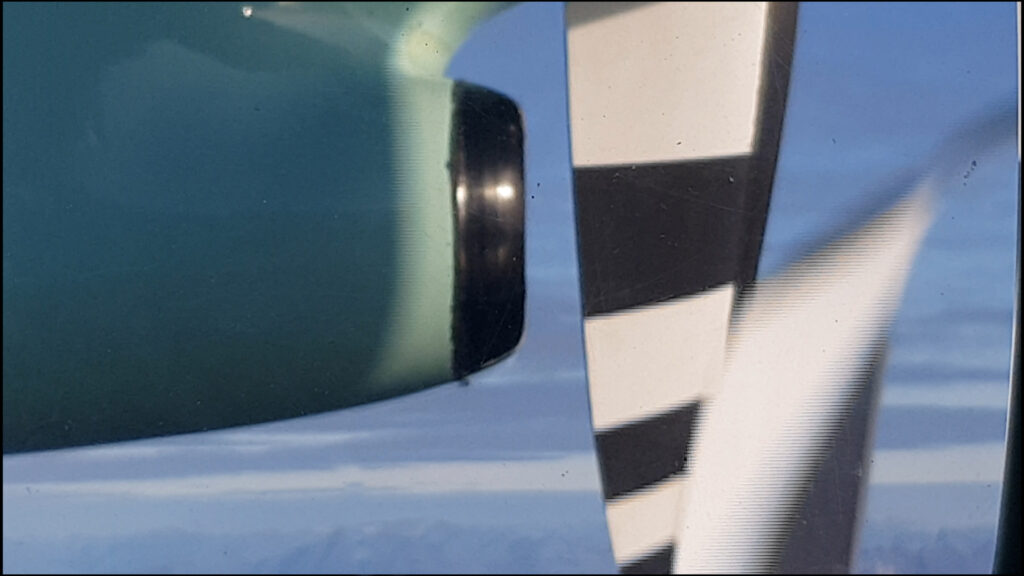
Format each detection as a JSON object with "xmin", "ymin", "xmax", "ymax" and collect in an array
[{"xmin": 3, "ymin": 2, "xmax": 1019, "ymax": 574}]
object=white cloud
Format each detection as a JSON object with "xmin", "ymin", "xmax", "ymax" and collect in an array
[
  {"xmin": 880, "ymin": 382, "xmax": 1009, "ymax": 410},
  {"xmin": 63, "ymin": 430, "xmax": 389, "ymax": 461},
  {"xmin": 869, "ymin": 442, "xmax": 1007, "ymax": 485},
  {"xmin": 3, "ymin": 452, "xmax": 601, "ymax": 499}
]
